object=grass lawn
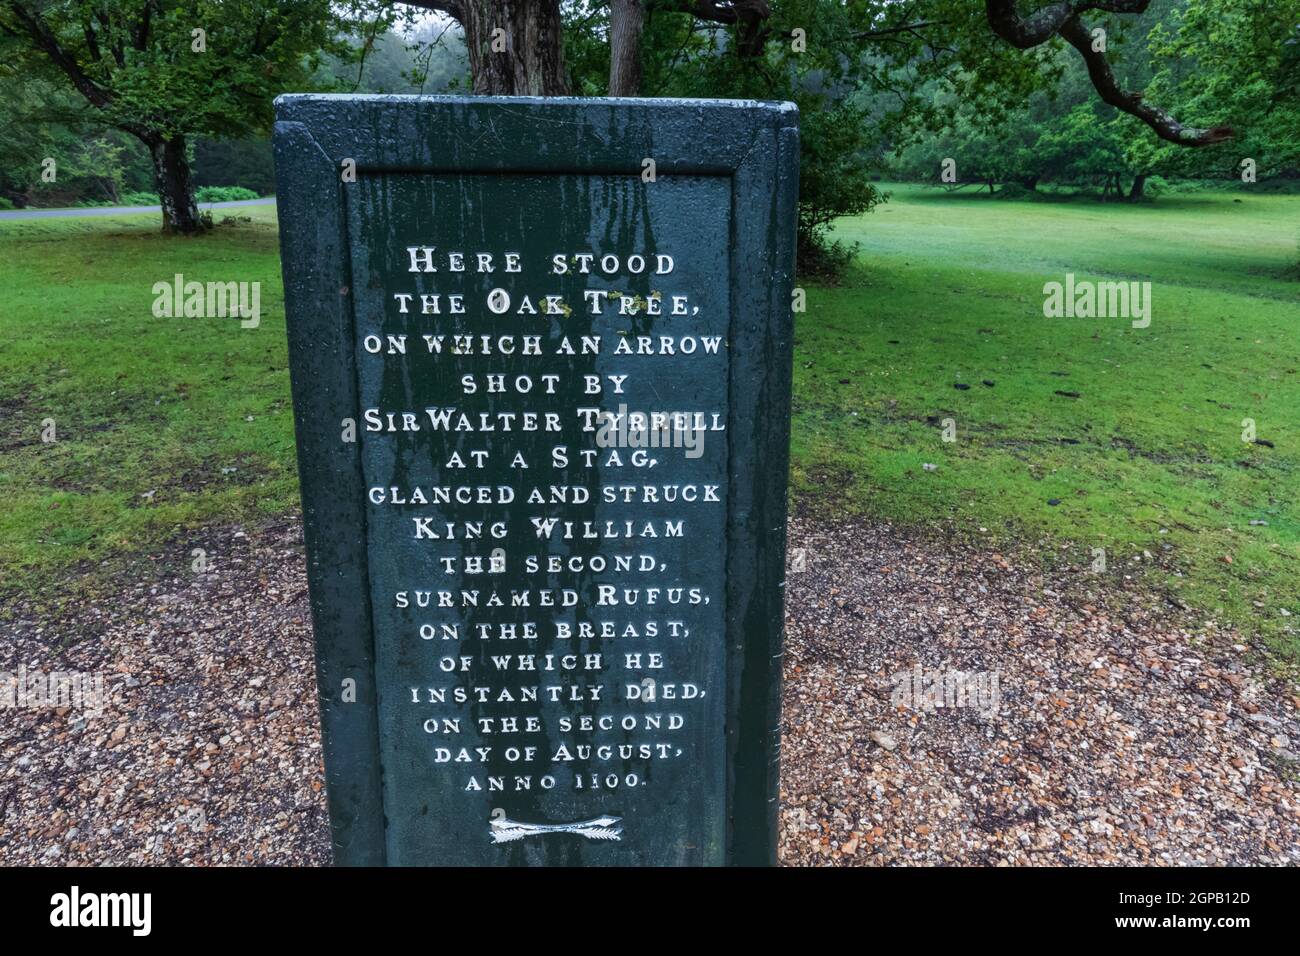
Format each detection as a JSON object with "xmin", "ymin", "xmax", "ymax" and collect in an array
[
  {"xmin": 1, "ymin": 189, "xmax": 1297, "ymax": 664},
  {"xmin": 0, "ymin": 205, "xmax": 296, "ymax": 608},
  {"xmin": 797, "ymin": 184, "xmax": 1299, "ymax": 663}
]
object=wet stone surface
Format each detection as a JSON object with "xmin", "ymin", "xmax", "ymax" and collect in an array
[{"xmin": 272, "ymin": 97, "xmax": 798, "ymax": 864}]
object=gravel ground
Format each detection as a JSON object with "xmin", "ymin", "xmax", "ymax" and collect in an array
[
  {"xmin": 0, "ymin": 523, "xmax": 330, "ymax": 866},
  {"xmin": 1, "ymin": 517, "xmax": 1296, "ymax": 866},
  {"xmin": 779, "ymin": 517, "xmax": 1300, "ymax": 865}
]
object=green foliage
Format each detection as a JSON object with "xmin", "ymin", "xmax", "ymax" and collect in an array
[
  {"xmin": 70, "ymin": 189, "xmax": 159, "ymax": 207},
  {"xmin": 184, "ymin": 27, "xmax": 467, "ymax": 203},
  {"xmin": 797, "ymin": 235, "xmax": 860, "ymax": 279},
  {"xmin": 9, "ymin": 0, "xmax": 1294, "ymax": 223},
  {"xmin": 796, "ymin": 104, "xmax": 883, "ymax": 267},
  {"xmin": 892, "ymin": 38, "xmax": 1143, "ymax": 196},
  {"xmin": 1143, "ymin": 174, "xmax": 1170, "ymax": 198},
  {"xmin": 561, "ymin": 1, "xmax": 911, "ymax": 272},
  {"xmin": 1136, "ymin": 0, "xmax": 1300, "ymax": 179},
  {"xmin": 0, "ymin": 68, "xmax": 149, "ymax": 205},
  {"xmin": 0, "ymin": 6, "xmax": 455, "ymax": 212},
  {"xmin": 994, "ymin": 181, "xmax": 1034, "ymax": 200},
  {"xmin": 321, "ymin": 19, "xmax": 468, "ymax": 94},
  {"xmin": 30, "ymin": 136, "xmax": 128, "ymax": 204},
  {"xmin": 22, "ymin": 1, "xmax": 363, "ymax": 139},
  {"xmin": 0, "ymin": 1, "xmax": 401, "ymax": 227},
  {"xmin": 887, "ymin": 0, "xmax": 1298, "ymax": 197},
  {"xmin": 192, "ymin": 137, "xmax": 276, "ymax": 195},
  {"xmin": 195, "ymin": 185, "xmax": 260, "ymax": 202}
]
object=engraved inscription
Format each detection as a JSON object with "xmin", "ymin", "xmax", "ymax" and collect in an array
[{"xmin": 345, "ymin": 173, "xmax": 731, "ymax": 863}]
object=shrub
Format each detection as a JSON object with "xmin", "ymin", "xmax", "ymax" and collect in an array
[
  {"xmin": 995, "ymin": 182, "xmax": 1034, "ymax": 200},
  {"xmin": 0, "ymin": 196, "xmax": 15, "ymax": 210},
  {"xmin": 798, "ymin": 237, "xmax": 860, "ymax": 280},
  {"xmin": 195, "ymin": 185, "xmax": 259, "ymax": 204},
  {"xmin": 1143, "ymin": 175, "xmax": 1170, "ymax": 199},
  {"xmin": 797, "ymin": 104, "xmax": 882, "ymax": 278}
]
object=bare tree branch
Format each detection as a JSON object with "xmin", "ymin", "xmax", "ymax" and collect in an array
[
  {"xmin": 645, "ymin": 0, "xmax": 769, "ymax": 27},
  {"xmin": 985, "ymin": 1, "xmax": 1153, "ymax": 48},
  {"xmin": 849, "ymin": 21, "xmax": 937, "ymax": 41},
  {"xmin": 985, "ymin": 0, "xmax": 1233, "ymax": 145},
  {"xmin": 985, "ymin": 1, "xmax": 1077, "ymax": 48},
  {"xmin": 399, "ymin": 0, "xmax": 465, "ymax": 23},
  {"xmin": 1058, "ymin": 14, "xmax": 1232, "ymax": 145}
]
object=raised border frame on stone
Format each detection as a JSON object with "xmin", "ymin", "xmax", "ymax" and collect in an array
[{"xmin": 272, "ymin": 95, "xmax": 799, "ymax": 866}]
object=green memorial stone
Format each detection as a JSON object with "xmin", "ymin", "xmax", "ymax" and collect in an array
[{"xmin": 273, "ymin": 95, "xmax": 798, "ymax": 866}]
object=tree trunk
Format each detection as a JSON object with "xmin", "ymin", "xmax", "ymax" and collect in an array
[
  {"xmin": 1021, "ymin": 175, "xmax": 1039, "ymax": 191},
  {"xmin": 1128, "ymin": 173, "xmax": 1147, "ymax": 200},
  {"xmin": 145, "ymin": 134, "xmax": 205, "ymax": 234},
  {"xmin": 460, "ymin": 0, "xmax": 570, "ymax": 95},
  {"xmin": 608, "ymin": 0, "xmax": 644, "ymax": 96}
]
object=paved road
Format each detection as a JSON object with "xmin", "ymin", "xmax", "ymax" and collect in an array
[{"xmin": 0, "ymin": 197, "xmax": 275, "ymax": 220}]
